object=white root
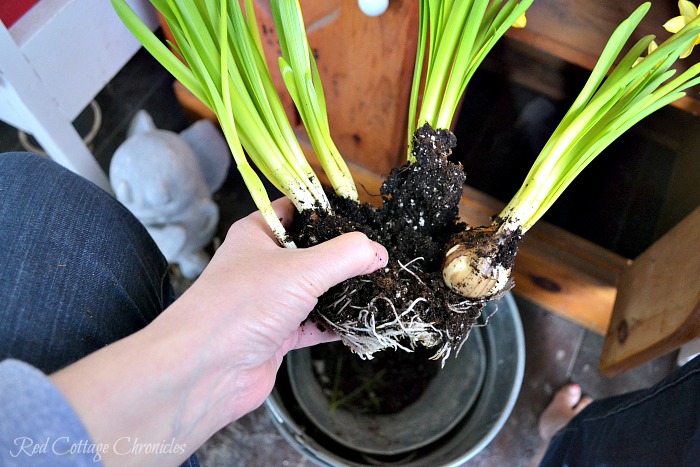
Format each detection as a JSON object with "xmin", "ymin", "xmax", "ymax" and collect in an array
[
  {"xmin": 317, "ymin": 264, "xmax": 486, "ymax": 366},
  {"xmin": 397, "ymin": 257, "xmax": 425, "ymax": 285}
]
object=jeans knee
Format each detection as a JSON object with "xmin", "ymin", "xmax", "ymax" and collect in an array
[
  {"xmin": 0, "ymin": 152, "xmax": 172, "ymax": 370},
  {"xmin": 1, "ymin": 151, "xmax": 64, "ymax": 177}
]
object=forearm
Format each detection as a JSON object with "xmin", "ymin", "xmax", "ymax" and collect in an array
[
  {"xmin": 47, "ymin": 205, "xmax": 387, "ymax": 466},
  {"xmin": 49, "ymin": 300, "xmax": 239, "ymax": 467}
]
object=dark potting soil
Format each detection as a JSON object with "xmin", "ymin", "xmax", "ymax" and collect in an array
[
  {"xmin": 289, "ymin": 124, "xmax": 490, "ymax": 358},
  {"xmin": 310, "ymin": 341, "xmax": 441, "ymax": 415}
]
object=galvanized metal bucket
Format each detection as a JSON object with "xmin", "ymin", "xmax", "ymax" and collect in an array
[{"xmin": 266, "ymin": 292, "xmax": 525, "ymax": 466}]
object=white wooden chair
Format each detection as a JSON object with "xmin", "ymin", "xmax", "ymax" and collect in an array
[{"xmin": 0, "ymin": 0, "xmax": 158, "ymax": 193}]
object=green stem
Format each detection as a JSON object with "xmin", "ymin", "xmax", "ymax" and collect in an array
[
  {"xmin": 499, "ymin": 3, "xmax": 700, "ymax": 233},
  {"xmin": 408, "ymin": 0, "xmax": 533, "ymax": 160},
  {"xmin": 112, "ymin": 0, "xmax": 338, "ymax": 244},
  {"xmin": 272, "ymin": 0, "xmax": 358, "ymax": 201}
]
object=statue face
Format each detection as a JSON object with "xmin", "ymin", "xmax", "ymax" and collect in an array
[
  {"xmin": 110, "ymin": 129, "xmax": 220, "ymax": 258},
  {"xmin": 111, "ymin": 131, "xmax": 208, "ymax": 221},
  {"xmin": 109, "ymin": 111, "xmax": 226, "ymax": 263}
]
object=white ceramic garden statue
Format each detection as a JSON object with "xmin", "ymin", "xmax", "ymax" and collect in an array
[{"xmin": 110, "ymin": 110, "xmax": 230, "ymax": 279}]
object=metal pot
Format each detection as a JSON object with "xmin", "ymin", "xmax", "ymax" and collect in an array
[{"xmin": 266, "ymin": 292, "xmax": 525, "ymax": 466}]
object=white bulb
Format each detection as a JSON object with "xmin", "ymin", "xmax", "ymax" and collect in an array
[
  {"xmin": 443, "ymin": 246, "xmax": 511, "ymax": 299},
  {"xmin": 358, "ymin": 0, "xmax": 389, "ymax": 17}
]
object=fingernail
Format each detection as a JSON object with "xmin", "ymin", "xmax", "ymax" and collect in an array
[{"xmin": 568, "ymin": 384, "xmax": 581, "ymax": 394}]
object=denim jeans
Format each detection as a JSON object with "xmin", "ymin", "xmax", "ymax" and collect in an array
[
  {"xmin": 541, "ymin": 353, "xmax": 700, "ymax": 466},
  {"xmin": 0, "ymin": 152, "xmax": 198, "ymax": 467}
]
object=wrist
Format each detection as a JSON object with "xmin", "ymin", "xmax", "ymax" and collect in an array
[
  {"xmin": 49, "ymin": 302, "xmax": 239, "ymax": 466},
  {"xmin": 154, "ymin": 283, "xmax": 275, "ymax": 419}
]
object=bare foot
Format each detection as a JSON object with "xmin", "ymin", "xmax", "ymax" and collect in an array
[
  {"xmin": 529, "ymin": 384, "xmax": 593, "ymax": 467},
  {"xmin": 539, "ymin": 384, "xmax": 593, "ymax": 441}
]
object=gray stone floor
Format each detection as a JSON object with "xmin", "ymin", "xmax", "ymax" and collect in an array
[{"xmin": 0, "ymin": 47, "xmax": 682, "ymax": 466}]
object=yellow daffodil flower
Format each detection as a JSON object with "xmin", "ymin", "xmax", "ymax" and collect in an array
[
  {"xmin": 633, "ymin": 40, "xmax": 658, "ymax": 66},
  {"xmin": 664, "ymin": 0, "xmax": 700, "ymax": 58},
  {"xmin": 513, "ymin": 13, "xmax": 527, "ymax": 28}
]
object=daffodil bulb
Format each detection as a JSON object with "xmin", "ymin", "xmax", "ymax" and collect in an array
[
  {"xmin": 443, "ymin": 242, "xmax": 512, "ymax": 299},
  {"xmin": 441, "ymin": 223, "xmax": 520, "ymax": 299}
]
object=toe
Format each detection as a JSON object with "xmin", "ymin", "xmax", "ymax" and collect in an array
[
  {"xmin": 538, "ymin": 384, "xmax": 588, "ymax": 441},
  {"xmin": 575, "ymin": 395, "xmax": 594, "ymax": 413},
  {"xmin": 554, "ymin": 383, "xmax": 582, "ymax": 408}
]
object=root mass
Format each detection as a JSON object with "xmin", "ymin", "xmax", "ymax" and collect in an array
[{"xmin": 290, "ymin": 124, "xmax": 511, "ymax": 362}]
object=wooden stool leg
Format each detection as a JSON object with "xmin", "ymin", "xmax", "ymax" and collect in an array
[{"xmin": 600, "ymin": 205, "xmax": 700, "ymax": 376}]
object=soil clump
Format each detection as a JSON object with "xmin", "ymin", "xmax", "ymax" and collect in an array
[{"xmin": 289, "ymin": 124, "xmax": 490, "ymax": 360}]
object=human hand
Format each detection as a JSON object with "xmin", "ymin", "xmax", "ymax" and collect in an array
[
  {"xmin": 170, "ymin": 197, "xmax": 389, "ymax": 416},
  {"xmin": 51, "ymin": 197, "xmax": 388, "ymax": 466}
]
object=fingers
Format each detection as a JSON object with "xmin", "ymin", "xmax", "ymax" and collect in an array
[
  {"xmin": 226, "ymin": 197, "xmax": 296, "ymax": 246},
  {"xmin": 296, "ymin": 231, "xmax": 389, "ymax": 296},
  {"xmin": 273, "ymin": 323, "xmax": 339, "ymax": 363},
  {"xmin": 228, "ymin": 202, "xmax": 388, "ymax": 295},
  {"xmin": 293, "ymin": 323, "xmax": 340, "ymax": 349},
  {"xmin": 270, "ymin": 197, "xmax": 297, "ymax": 228}
]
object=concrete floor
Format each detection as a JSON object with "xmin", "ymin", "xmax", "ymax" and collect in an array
[{"xmin": 0, "ymin": 48, "xmax": 682, "ymax": 466}]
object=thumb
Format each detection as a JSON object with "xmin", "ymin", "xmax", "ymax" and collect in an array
[{"xmin": 295, "ymin": 231, "xmax": 388, "ymax": 297}]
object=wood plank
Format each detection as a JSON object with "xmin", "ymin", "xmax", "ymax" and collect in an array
[
  {"xmin": 506, "ymin": 0, "xmax": 700, "ymax": 115},
  {"xmin": 599, "ymin": 205, "xmax": 700, "ymax": 376},
  {"xmin": 296, "ymin": 0, "xmax": 419, "ymax": 175}
]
